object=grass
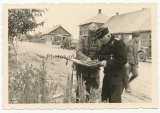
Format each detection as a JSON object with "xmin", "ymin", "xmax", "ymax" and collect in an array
[
  {"xmin": 9, "ymin": 59, "xmax": 50, "ymax": 103},
  {"xmin": 63, "ymin": 71, "xmax": 99, "ymax": 103},
  {"xmin": 9, "ymin": 58, "xmax": 101, "ymax": 103}
]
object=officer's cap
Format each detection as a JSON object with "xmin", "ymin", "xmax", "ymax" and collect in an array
[
  {"xmin": 94, "ymin": 27, "xmax": 109, "ymax": 39},
  {"xmin": 132, "ymin": 32, "xmax": 141, "ymax": 37},
  {"xmin": 88, "ymin": 23, "xmax": 98, "ymax": 31}
]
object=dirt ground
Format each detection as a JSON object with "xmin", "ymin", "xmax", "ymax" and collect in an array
[{"xmin": 10, "ymin": 41, "xmax": 152, "ymax": 103}]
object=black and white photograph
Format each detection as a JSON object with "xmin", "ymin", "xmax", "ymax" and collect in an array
[{"xmin": 2, "ymin": 3, "xmax": 158, "ymax": 109}]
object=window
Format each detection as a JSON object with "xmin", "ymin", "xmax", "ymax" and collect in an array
[
  {"xmin": 86, "ymin": 27, "xmax": 89, "ymax": 30},
  {"xmin": 141, "ymin": 39, "xmax": 149, "ymax": 47}
]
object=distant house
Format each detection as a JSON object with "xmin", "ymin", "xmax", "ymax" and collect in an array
[
  {"xmin": 36, "ymin": 31, "xmax": 42, "ymax": 38},
  {"xmin": 79, "ymin": 9, "xmax": 110, "ymax": 37},
  {"xmin": 103, "ymin": 8, "xmax": 151, "ymax": 48},
  {"xmin": 41, "ymin": 25, "xmax": 72, "ymax": 44}
]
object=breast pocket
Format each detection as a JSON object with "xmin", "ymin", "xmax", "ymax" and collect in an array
[{"xmin": 84, "ymin": 43, "xmax": 89, "ymax": 49}]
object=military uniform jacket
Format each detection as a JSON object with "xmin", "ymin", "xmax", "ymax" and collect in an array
[
  {"xmin": 126, "ymin": 41, "xmax": 138, "ymax": 64},
  {"xmin": 76, "ymin": 35, "xmax": 101, "ymax": 78},
  {"xmin": 99, "ymin": 35, "xmax": 127, "ymax": 75}
]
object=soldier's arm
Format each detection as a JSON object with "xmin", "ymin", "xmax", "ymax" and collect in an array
[
  {"xmin": 76, "ymin": 37, "xmax": 88, "ymax": 60},
  {"xmin": 106, "ymin": 40, "xmax": 127, "ymax": 69},
  {"xmin": 137, "ymin": 41, "xmax": 139, "ymax": 65}
]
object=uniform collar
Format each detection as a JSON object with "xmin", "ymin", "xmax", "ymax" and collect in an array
[{"xmin": 108, "ymin": 35, "xmax": 115, "ymax": 46}]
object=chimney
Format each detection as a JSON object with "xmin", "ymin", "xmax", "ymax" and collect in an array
[
  {"xmin": 116, "ymin": 12, "xmax": 119, "ymax": 16},
  {"xmin": 98, "ymin": 9, "xmax": 101, "ymax": 14}
]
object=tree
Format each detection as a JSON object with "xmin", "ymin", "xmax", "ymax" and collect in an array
[
  {"xmin": 8, "ymin": 9, "xmax": 47, "ymax": 37},
  {"xmin": 34, "ymin": 31, "xmax": 42, "ymax": 38},
  {"xmin": 8, "ymin": 8, "xmax": 47, "ymax": 61}
]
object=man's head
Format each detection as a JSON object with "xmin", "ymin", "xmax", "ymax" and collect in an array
[
  {"xmin": 88, "ymin": 23, "xmax": 98, "ymax": 36},
  {"xmin": 94, "ymin": 27, "xmax": 110, "ymax": 45},
  {"xmin": 98, "ymin": 34, "xmax": 111, "ymax": 45},
  {"xmin": 131, "ymin": 32, "xmax": 140, "ymax": 43},
  {"xmin": 88, "ymin": 23, "xmax": 98, "ymax": 31}
]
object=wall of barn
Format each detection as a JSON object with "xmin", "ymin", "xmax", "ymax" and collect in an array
[
  {"xmin": 139, "ymin": 31, "xmax": 151, "ymax": 47},
  {"xmin": 42, "ymin": 34, "xmax": 72, "ymax": 45},
  {"xmin": 42, "ymin": 34, "xmax": 56, "ymax": 44},
  {"xmin": 114, "ymin": 31, "xmax": 151, "ymax": 50}
]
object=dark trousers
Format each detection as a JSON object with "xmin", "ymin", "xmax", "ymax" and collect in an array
[{"xmin": 102, "ymin": 74, "xmax": 125, "ymax": 103}]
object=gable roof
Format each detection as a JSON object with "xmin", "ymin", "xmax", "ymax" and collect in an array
[
  {"xmin": 102, "ymin": 9, "xmax": 151, "ymax": 34},
  {"xmin": 81, "ymin": 13, "xmax": 110, "ymax": 25},
  {"xmin": 41, "ymin": 26, "xmax": 59, "ymax": 35},
  {"xmin": 41, "ymin": 25, "xmax": 72, "ymax": 36}
]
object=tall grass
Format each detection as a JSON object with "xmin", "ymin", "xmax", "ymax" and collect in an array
[
  {"xmin": 9, "ymin": 59, "xmax": 99, "ymax": 103},
  {"xmin": 9, "ymin": 59, "xmax": 50, "ymax": 103},
  {"xmin": 63, "ymin": 71, "xmax": 98, "ymax": 103}
]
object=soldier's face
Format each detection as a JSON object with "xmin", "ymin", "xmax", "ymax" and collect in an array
[
  {"xmin": 134, "ymin": 37, "xmax": 139, "ymax": 43},
  {"xmin": 99, "ymin": 34, "xmax": 111, "ymax": 45}
]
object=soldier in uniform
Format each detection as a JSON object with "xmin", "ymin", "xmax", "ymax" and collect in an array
[
  {"xmin": 124, "ymin": 32, "xmax": 140, "ymax": 93},
  {"xmin": 76, "ymin": 23, "xmax": 101, "ymax": 101},
  {"xmin": 95, "ymin": 27, "xmax": 127, "ymax": 103},
  {"xmin": 62, "ymin": 40, "xmax": 65, "ymax": 49}
]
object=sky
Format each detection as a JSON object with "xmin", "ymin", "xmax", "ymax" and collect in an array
[{"xmin": 34, "ymin": 4, "xmax": 149, "ymax": 39}]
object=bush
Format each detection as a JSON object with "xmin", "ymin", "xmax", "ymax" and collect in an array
[
  {"xmin": 8, "ymin": 59, "xmax": 100, "ymax": 103},
  {"xmin": 26, "ymin": 34, "xmax": 33, "ymax": 41},
  {"xmin": 63, "ymin": 72, "xmax": 98, "ymax": 103},
  {"xmin": 9, "ymin": 59, "xmax": 50, "ymax": 103}
]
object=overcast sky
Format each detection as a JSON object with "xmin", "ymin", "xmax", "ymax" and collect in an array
[{"xmin": 35, "ymin": 4, "xmax": 149, "ymax": 39}]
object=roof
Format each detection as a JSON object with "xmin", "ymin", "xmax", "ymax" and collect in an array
[
  {"xmin": 102, "ymin": 9, "xmax": 151, "ymax": 34},
  {"xmin": 41, "ymin": 26, "xmax": 59, "ymax": 35},
  {"xmin": 81, "ymin": 13, "xmax": 110, "ymax": 25},
  {"xmin": 41, "ymin": 25, "xmax": 71, "ymax": 36}
]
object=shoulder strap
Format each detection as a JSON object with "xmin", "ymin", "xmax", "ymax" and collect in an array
[
  {"xmin": 115, "ymin": 37, "xmax": 120, "ymax": 40},
  {"xmin": 109, "ymin": 39, "xmax": 115, "ymax": 46}
]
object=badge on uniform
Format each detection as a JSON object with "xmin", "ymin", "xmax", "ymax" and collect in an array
[{"xmin": 110, "ymin": 54, "xmax": 113, "ymax": 59}]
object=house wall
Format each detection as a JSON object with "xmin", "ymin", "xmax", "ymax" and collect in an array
[
  {"xmin": 114, "ymin": 31, "xmax": 151, "ymax": 49},
  {"xmin": 139, "ymin": 31, "xmax": 151, "ymax": 47},
  {"xmin": 42, "ymin": 34, "xmax": 56, "ymax": 44},
  {"xmin": 54, "ymin": 35, "xmax": 71, "ymax": 45},
  {"xmin": 42, "ymin": 26, "xmax": 72, "ymax": 45},
  {"xmin": 43, "ymin": 35, "xmax": 71, "ymax": 45}
]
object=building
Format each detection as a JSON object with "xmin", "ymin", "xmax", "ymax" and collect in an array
[
  {"xmin": 79, "ymin": 9, "xmax": 110, "ymax": 37},
  {"xmin": 102, "ymin": 8, "xmax": 151, "ymax": 48},
  {"xmin": 41, "ymin": 25, "xmax": 72, "ymax": 44}
]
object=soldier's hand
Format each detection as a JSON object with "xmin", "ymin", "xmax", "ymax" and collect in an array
[
  {"xmin": 83, "ymin": 57, "xmax": 91, "ymax": 64},
  {"xmin": 83, "ymin": 56, "xmax": 91, "ymax": 62},
  {"xmin": 86, "ymin": 57, "xmax": 91, "ymax": 61}
]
